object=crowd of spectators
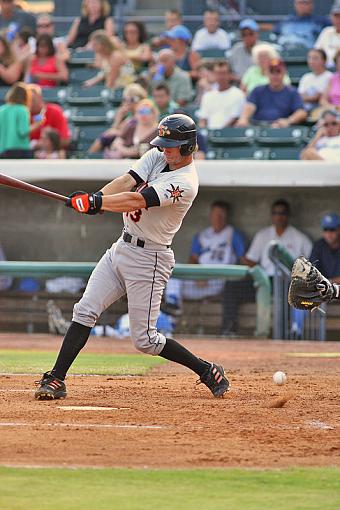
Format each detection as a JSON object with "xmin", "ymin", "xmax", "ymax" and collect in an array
[{"xmin": 1, "ymin": 1, "xmax": 340, "ymax": 160}]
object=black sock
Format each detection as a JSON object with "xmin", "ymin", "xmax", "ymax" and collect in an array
[
  {"xmin": 159, "ymin": 337, "xmax": 209, "ymax": 376},
  {"xmin": 51, "ymin": 321, "xmax": 91, "ymax": 380}
]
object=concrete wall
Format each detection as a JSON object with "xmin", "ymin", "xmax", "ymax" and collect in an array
[{"xmin": 1, "ymin": 179, "xmax": 339, "ymax": 263}]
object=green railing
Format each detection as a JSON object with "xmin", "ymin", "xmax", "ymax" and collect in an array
[
  {"xmin": 268, "ymin": 241, "xmax": 295, "ymax": 270},
  {"xmin": 0, "ymin": 261, "xmax": 271, "ymax": 337}
]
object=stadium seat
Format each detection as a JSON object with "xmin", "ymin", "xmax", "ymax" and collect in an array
[
  {"xmin": 66, "ymin": 86, "xmax": 111, "ymax": 105},
  {"xmin": 0, "ymin": 86, "xmax": 10, "ymax": 105},
  {"xmin": 286, "ymin": 64, "xmax": 309, "ymax": 85},
  {"xmin": 65, "ymin": 105, "xmax": 115, "ymax": 125},
  {"xmin": 256, "ymin": 126, "xmax": 309, "ymax": 146},
  {"xmin": 110, "ymin": 87, "xmax": 124, "ymax": 106},
  {"xmin": 269, "ymin": 147, "xmax": 301, "ymax": 160},
  {"xmin": 41, "ymin": 87, "xmax": 67, "ymax": 105},
  {"xmin": 77, "ymin": 125, "xmax": 106, "ymax": 152},
  {"xmin": 206, "ymin": 147, "xmax": 270, "ymax": 160},
  {"xmin": 208, "ymin": 127, "xmax": 257, "ymax": 146},
  {"xmin": 259, "ymin": 31, "xmax": 278, "ymax": 43},
  {"xmin": 68, "ymin": 50, "xmax": 95, "ymax": 67},
  {"xmin": 280, "ymin": 45, "xmax": 308, "ymax": 64},
  {"xmin": 182, "ymin": 103, "xmax": 199, "ymax": 122},
  {"xmin": 69, "ymin": 67, "xmax": 99, "ymax": 85},
  {"xmin": 197, "ymin": 48, "xmax": 227, "ymax": 59}
]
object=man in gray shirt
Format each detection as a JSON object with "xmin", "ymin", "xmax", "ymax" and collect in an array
[
  {"xmin": 0, "ymin": 0, "xmax": 36, "ymax": 35},
  {"xmin": 229, "ymin": 19, "xmax": 260, "ymax": 81}
]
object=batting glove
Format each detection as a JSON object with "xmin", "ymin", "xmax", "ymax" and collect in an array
[{"xmin": 66, "ymin": 191, "xmax": 103, "ymax": 215}]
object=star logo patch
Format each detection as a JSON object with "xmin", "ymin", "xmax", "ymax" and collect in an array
[
  {"xmin": 159, "ymin": 125, "xmax": 171, "ymax": 137},
  {"xmin": 166, "ymin": 184, "xmax": 184, "ymax": 203}
]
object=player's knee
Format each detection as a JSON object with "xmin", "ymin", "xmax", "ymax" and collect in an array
[
  {"xmin": 131, "ymin": 331, "xmax": 165, "ymax": 356},
  {"xmin": 73, "ymin": 300, "xmax": 98, "ymax": 328}
]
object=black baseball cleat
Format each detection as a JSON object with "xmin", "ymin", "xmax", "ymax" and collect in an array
[
  {"xmin": 197, "ymin": 363, "xmax": 230, "ymax": 398},
  {"xmin": 35, "ymin": 371, "xmax": 67, "ymax": 400}
]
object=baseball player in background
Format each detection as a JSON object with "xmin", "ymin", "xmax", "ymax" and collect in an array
[{"xmin": 35, "ymin": 114, "xmax": 230, "ymax": 400}]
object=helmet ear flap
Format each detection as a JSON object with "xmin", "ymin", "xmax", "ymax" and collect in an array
[{"xmin": 180, "ymin": 143, "xmax": 196, "ymax": 156}]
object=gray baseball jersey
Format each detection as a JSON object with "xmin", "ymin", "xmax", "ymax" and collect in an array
[{"xmin": 73, "ymin": 148, "xmax": 198, "ymax": 355}]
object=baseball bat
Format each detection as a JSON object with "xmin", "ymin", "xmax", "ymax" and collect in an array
[{"xmin": 0, "ymin": 173, "xmax": 67, "ymax": 202}]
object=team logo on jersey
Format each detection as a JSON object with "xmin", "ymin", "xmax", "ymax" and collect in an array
[
  {"xmin": 159, "ymin": 125, "xmax": 171, "ymax": 137},
  {"xmin": 166, "ymin": 184, "xmax": 184, "ymax": 203}
]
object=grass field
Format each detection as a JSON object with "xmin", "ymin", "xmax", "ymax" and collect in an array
[
  {"xmin": 0, "ymin": 349, "xmax": 166, "ymax": 375},
  {"xmin": 0, "ymin": 467, "xmax": 339, "ymax": 510}
]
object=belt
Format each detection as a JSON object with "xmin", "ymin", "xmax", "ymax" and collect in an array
[
  {"xmin": 123, "ymin": 231, "xmax": 145, "ymax": 248},
  {"xmin": 123, "ymin": 231, "xmax": 170, "ymax": 249}
]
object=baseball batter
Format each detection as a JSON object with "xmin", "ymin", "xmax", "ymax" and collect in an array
[{"xmin": 35, "ymin": 114, "xmax": 230, "ymax": 400}]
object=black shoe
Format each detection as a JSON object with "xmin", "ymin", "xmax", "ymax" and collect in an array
[
  {"xmin": 197, "ymin": 363, "xmax": 230, "ymax": 397},
  {"xmin": 35, "ymin": 371, "xmax": 67, "ymax": 400}
]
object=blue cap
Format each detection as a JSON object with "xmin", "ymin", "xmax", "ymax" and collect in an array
[
  {"xmin": 239, "ymin": 19, "xmax": 259, "ymax": 32},
  {"xmin": 165, "ymin": 24, "xmax": 192, "ymax": 41},
  {"xmin": 321, "ymin": 213, "xmax": 340, "ymax": 229}
]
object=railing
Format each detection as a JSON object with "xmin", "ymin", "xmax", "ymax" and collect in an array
[
  {"xmin": 0, "ymin": 261, "xmax": 271, "ymax": 337},
  {"xmin": 268, "ymin": 241, "xmax": 326, "ymax": 340}
]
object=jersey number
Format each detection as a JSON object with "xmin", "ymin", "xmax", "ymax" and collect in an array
[{"xmin": 127, "ymin": 209, "xmax": 142, "ymax": 223}]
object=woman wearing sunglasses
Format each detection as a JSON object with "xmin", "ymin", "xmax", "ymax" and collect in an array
[
  {"xmin": 301, "ymin": 109, "xmax": 340, "ymax": 160},
  {"xmin": 104, "ymin": 98, "xmax": 159, "ymax": 159}
]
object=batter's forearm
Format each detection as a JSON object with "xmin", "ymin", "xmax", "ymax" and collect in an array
[
  {"xmin": 100, "ymin": 174, "xmax": 136, "ymax": 195},
  {"xmin": 101, "ymin": 191, "xmax": 146, "ymax": 213}
]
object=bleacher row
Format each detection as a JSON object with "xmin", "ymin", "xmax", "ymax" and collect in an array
[{"xmin": 0, "ymin": 37, "xmax": 313, "ymax": 159}]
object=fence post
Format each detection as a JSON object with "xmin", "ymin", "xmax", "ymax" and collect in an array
[{"xmin": 249, "ymin": 265, "xmax": 272, "ymax": 337}]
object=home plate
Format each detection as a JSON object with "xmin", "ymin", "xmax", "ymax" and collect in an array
[{"xmin": 57, "ymin": 406, "xmax": 130, "ymax": 411}]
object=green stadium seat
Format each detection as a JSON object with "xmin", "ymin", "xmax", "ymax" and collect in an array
[
  {"xmin": 0, "ymin": 86, "xmax": 10, "ymax": 105},
  {"xmin": 77, "ymin": 125, "xmax": 106, "ymax": 151},
  {"xmin": 256, "ymin": 126, "xmax": 309, "ymax": 146},
  {"xmin": 269, "ymin": 147, "xmax": 301, "ymax": 160},
  {"xmin": 110, "ymin": 87, "xmax": 124, "ymax": 106},
  {"xmin": 66, "ymin": 86, "xmax": 111, "ymax": 105},
  {"xmin": 208, "ymin": 127, "xmax": 257, "ymax": 146},
  {"xmin": 197, "ymin": 48, "xmax": 227, "ymax": 59},
  {"xmin": 259, "ymin": 31, "xmax": 278, "ymax": 43},
  {"xmin": 69, "ymin": 67, "xmax": 98, "ymax": 85},
  {"xmin": 65, "ymin": 105, "xmax": 115, "ymax": 125},
  {"xmin": 68, "ymin": 50, "xmax": 95, "ymax": 67},
  {"xmin": 280, "ymin": 45, "xmax": 308, "ymax": 64},
  {"xmin": 206, "ymin": 147, "xmax": 270, "ymax": 160},
  {"xmin": 286, "ymin": 64, "xmax": 309, "ymax": 85},
  {"xmin": 41, "ymin": 87, "xmax": 67, "ymax": 104}
]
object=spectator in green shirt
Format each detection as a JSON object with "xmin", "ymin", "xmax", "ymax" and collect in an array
[
  {"xmin": 152, "ymin": 82, "xmax": 179, "ymax": 119},
  {"xmin": 0, "ymin": 82, "xmax": 42, "ymax": 158}
]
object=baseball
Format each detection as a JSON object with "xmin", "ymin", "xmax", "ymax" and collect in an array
[{"xmin": 273, "ymin": 371, "xmax": 287, "ymax": 385}]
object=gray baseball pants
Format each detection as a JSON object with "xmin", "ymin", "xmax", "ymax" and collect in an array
[{"xmin": 73, "ymin": 235, "xmax": 175, "ymax": 355}]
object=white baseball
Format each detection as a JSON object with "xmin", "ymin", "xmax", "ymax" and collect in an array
[{"xmin": 273, "ymin": 371, "xmax": 287, "ymax": 386}]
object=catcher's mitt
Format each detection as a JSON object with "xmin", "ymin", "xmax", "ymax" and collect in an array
[{"xmin": 288, "ymin": 256, "xmax": 338, "ymax": 310}]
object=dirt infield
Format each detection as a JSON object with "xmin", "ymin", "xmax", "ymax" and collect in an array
[{"xmin": 0, "ymin": 333, "xmax": 339, "ymax": 469}]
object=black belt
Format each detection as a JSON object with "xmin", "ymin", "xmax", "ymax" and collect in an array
[
  {"xmin": 123, "ymin": 231, "xmax": 170, "ymax": 249},
  {"xmin": 123, "ymin": 232, "xmax": 145, "ymax": 248}
]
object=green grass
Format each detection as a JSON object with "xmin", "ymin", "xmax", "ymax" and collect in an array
[
  {"xmin": 0, "ymin": 349, "xmax": 166, "ymax": 375},
  {"xmin": 0, "ymin": 467, "xmax": 339, "ymax": 510}
]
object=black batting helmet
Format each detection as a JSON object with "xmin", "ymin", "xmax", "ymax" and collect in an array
[{"xmin": 150, "ymin": 114, "xmax": 197, "ymax": 156}]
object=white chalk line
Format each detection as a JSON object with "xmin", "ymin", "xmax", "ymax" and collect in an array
[
  {"xmin": 305, "ymin": 420, "xmax": 334, "ymax": 430},
  {"xmin": 0, "ymin": 389, "xmax": 32, "ymax": 393},
  {"xmin": 57, "ymin": 406, "xmax": 130, "ymax": 411},
  {"xmin": 0, "ymin": 422, "xmax": 165, "ymax": 430}
]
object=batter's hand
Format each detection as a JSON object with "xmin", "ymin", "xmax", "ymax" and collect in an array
[{"xmin": 66, "ymin": 191, "xmax": 103, "ymax": 215}]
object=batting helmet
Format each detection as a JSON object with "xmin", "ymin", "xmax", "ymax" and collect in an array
[{"xmin": 150, "ymin": 114, "xmax": 197, "ymax": 156}]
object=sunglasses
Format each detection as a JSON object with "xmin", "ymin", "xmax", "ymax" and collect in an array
[
  {"xmin": 137, "ymin": 107, "xmax": 153, "ymax": 114},
  {"xmin": 272, "ymin": 210, "xmax": 288, "ymax": 216},
  {"xmin": 323, "ymin": 228, "xmax": 337, "ymax": 232},
  {"xmin": 324, "ymin": 121, "xmax": 338, "ymax": 126},
  {"xmin": 269, "ymin": 68, "xmax": 283, "ymax": 74},
  {"xmin": 37, "ymin": 23, "xmax": 52, "ymax": 28}
]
